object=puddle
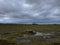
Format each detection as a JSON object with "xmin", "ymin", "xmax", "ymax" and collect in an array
[
  {"xmin": 13, "ymin": 36, "xmax": 31, "ymax": 44},
  {"xmin": 20, "ymin": 39, "xmax": 31, "ymax": 43}
]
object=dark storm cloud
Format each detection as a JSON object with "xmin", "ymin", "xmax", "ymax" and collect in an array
[{"xmin": 0, "ymin": 0, "xmax": 60, "ymax": 24}]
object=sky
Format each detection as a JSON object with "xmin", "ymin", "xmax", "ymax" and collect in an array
[{"xmin": 0, "ymin": 0, "xmax": 60, "ymax": 24}]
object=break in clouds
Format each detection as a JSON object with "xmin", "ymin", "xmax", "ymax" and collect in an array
[{"xmin": 0, "ymin": 0, "xmax": 60, "ymax": 24}]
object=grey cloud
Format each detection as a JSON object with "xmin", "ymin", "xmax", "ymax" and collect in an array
[{"xmin": 0, "ymin": 0, "xmax": 60, "ymax": 24}]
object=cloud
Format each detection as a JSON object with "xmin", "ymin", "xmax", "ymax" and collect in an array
[{"xmin": 0, "ymin": 0, "xmax": 60, "ymax": 24}]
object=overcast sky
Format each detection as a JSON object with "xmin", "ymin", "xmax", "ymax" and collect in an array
[{"xmin": 0, "ymin": 0, "xmax": 60, "ymax": 24}]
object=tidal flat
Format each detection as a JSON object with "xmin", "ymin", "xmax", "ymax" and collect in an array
[{"xmin": 0, "ymin": 24, "xmax": 60, "ymax": 45}]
